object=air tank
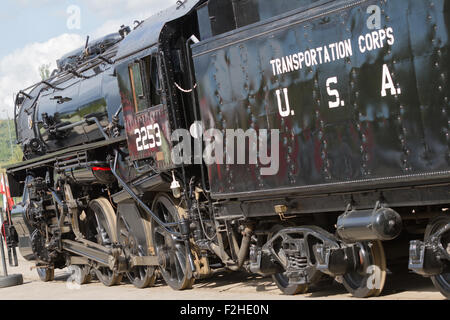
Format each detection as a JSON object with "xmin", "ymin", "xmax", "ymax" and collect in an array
[{"xmin": 336, "ymin": 206, "xmax": 403, "ymax": 242}]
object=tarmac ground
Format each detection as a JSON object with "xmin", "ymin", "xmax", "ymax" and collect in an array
[{"xmin": 0, "ymin": 250, "xmax": 445, "ymax": 300}]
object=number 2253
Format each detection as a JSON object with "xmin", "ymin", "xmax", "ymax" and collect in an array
[{"xmin": 135, "ymin": 123, "xmax": 162, "ymax": 151}]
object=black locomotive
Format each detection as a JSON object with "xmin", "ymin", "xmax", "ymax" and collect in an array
[{"xmin": 5, "ymin": 0, "xmax": 450, "ymax": 298}]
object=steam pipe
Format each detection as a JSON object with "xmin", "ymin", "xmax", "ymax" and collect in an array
[{"xmin": 210, "ymin": 226, "xmax": 252, "ymax": 271}]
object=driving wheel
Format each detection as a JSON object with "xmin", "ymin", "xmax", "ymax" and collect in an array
[
  {"xmin": 89, "ymin": 197, "xmax": 123, "ymax": 286},
  {"xmin": 117, "ymin": 202, "xmax": 156, "ymax": 288},
  {"xmin": 151, "ymin": 193, "xmax": 194, "ymax": 290}
]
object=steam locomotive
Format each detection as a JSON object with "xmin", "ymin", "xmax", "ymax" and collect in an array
[{"xmin": 5, "ymin": 0, "xmax": 450, "ymax": 298}]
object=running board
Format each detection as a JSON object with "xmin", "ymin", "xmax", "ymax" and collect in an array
[
  {"xmin": 62, "ymin": 239, "xmax": 160, "ymax": 270},
  {"xmin": 62, "ymin": 239, "xmax": 111, "ymax": 267}
]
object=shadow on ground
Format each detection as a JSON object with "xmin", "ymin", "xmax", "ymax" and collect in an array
[{"xmin": 28, "ymin": 265, "xmax": 440, "ymax": 299}]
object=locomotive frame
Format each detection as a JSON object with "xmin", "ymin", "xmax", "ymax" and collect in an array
[{"xmin": 4, "ymin": 0, "xmax": 450, "ymax": 298}]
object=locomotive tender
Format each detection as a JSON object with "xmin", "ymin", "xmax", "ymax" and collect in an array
[{"xmin": 5, "ymin": 0, "xmax": 450, "ymax": 298}]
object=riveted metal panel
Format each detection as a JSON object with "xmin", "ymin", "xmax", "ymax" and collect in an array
[{"xmin": 192, "ymin": 0, "xmax": 450, "ymax": 199}]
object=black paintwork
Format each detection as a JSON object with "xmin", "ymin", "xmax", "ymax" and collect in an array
[
  {"xmin": 5, "ymin": 0, "xmax": 450, "ymax": 297},
  {"xmin": 114, "ymin": 0, "xmax": 201, "ymax": 62},
  {"xmin": 15, "ymin": 33, "xmax": 123, "ymax": 159},
  {"xmin": 10, "ymin": 0, "xmax": 450, "ymax": 209},
  {"xmin": 192, "ymin": 0, "xmax": 450, "ymax": 199}
]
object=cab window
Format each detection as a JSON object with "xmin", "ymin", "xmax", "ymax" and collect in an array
[
  {"xmin": 144, "ymin": 55, "xmax": 161, "ymax": 106},
  {"xmin": 129, "ymin": 61, "xmax": 147, "ymax": 112},
  {"xmin": 129, "ymin": 54, "xmax": 161, "ymax": 113}
]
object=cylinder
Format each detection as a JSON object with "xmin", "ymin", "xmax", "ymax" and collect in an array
[{"xmin": 336, "ymin": 207, "xmax": 402, "ymax": 242}]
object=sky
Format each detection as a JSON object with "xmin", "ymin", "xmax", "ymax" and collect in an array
[{"xmin": 0, "ymin": 0, "xmax": 173, "ymax": 119}]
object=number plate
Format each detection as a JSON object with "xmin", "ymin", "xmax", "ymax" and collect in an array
[{"xmin": 124, "ymin": 104, "xmax": 174, "ymax": 169}]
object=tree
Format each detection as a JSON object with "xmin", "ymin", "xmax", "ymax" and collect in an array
[
  {"xmin": 39, "ymin": 64, "xmax": 51, "ymax": 80},
  {"xmin": 0, "ymin": 120, "xmax": 23, "ymax": 167}
]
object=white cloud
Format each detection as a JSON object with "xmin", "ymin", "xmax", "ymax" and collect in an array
[
  {"xmin": 90, "ymin": 9, "xmax": 161, "ymax": 39},
  {"xmin": 15, "ymin": 0, "xmax": 52, "ymax": 7},
  {"xmin": 86, "ymin": 0, "xmax": 177, "ymax": 38},
  {"xmin": 0, "ymin": 33, "xmax": 84, "ymax": 119},
  {"xmin": 0, "ymin": 0, "xmax": 176, "ymax": 119}
]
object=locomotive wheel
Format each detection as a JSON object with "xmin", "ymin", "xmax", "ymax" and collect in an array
[
  {"xmin": 273, "ymin": 273, "xmax": 309, "ymax": 295},
  {"xmin": 89, "ymin": 197, "xmax": 123, "ymax": 286},
  {"xmin": 67, "ymin": 265, "xmax": 92, "ymax": 285},
  {"xmin": 117, "ymin": 205, "xmax": 156, "ymax": 289},
  {"xmin": 425, "ymin": 216, "xmax": 450, "ymax": 299},
  {"xmin": 151, "ymin": 193, "xmax": 194, "ymax": 291},
  {"xmin": 127, "ymin": 264, "xmax": 155, "ymax": 289},
  {"xmin": 37, "ymin": 267, "xmax": 54, "ymax": 282},
  {"xmin": 269, "ymin": 225, "xmax": 321, "ymax": 295},
  {"xmin": 342, "ymin": 241, "xmax": 386, "ymax": 298}
]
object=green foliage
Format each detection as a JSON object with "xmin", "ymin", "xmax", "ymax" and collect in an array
[{"xmin": 0, "ymin": 119, "xmax": 22, "ymax": 171}]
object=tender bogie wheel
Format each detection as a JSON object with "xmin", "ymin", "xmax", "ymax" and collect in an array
[
  {"xmin": 272, "ymin": 273, "xmax": 309, "ymax": 295},
  {"xmin": 37, "ymin": 267, "xmax": 54, "ymax": 282},
  {"xmin": 425, "ymin": 216, "xmax": 450, "ymax": 299},
  {"xmin": 89, "ymin": 197, "xmax": 123, "ymax": 287},
  {"xmin": 342, "ymin": 241, "xmax": 386, "ymax": 298},
  {"xmin": 151, "ymin": 193, "xmax": 195, "ymax": 291},
  {"xmin": 67, "ymin": 265, "xmax": 92, "ymax": 285},
  {"xmin": 269, "ymin": 225, "xmax": 322, "ymax": 295}
]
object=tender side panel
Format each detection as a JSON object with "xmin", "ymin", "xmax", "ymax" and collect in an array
[{"xmin": 192, "ymin": 0, "xmax": 450, "ymax": 198}]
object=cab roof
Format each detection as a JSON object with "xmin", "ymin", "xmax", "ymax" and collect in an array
[{"xmin": 115, "ymin": 0, "xmax": 202, "ymax": 61}]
